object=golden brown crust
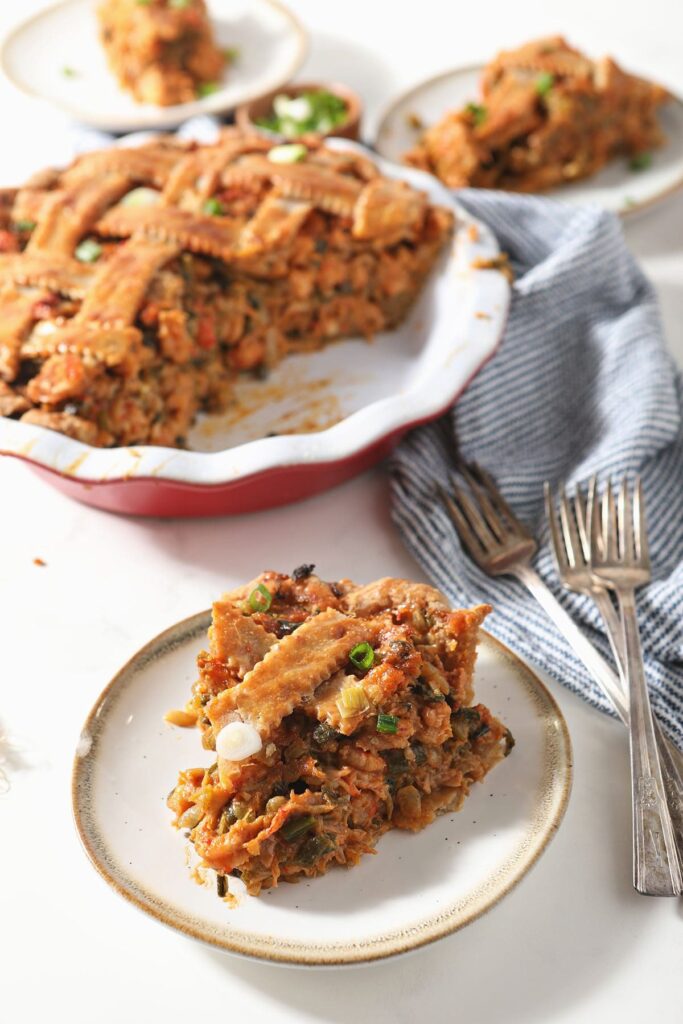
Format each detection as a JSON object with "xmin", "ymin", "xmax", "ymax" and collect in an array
[{"xmin": 0, "ymin": 132, "xmax": 454, "ymax": 448}]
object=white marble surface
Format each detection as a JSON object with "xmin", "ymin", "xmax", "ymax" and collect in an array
[{"xmin": 1, "ymin": 3, "xmax": 682, "ymax": 1022}]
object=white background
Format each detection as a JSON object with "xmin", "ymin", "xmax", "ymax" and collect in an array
[{"xmin": 1, "ymin": 2, "xmax": 682, "ymax": 1023}]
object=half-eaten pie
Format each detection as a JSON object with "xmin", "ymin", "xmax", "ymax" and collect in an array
[
  {"xmin": 404, "ymin": 36, "xmax": 670, "ymax": 191},
  {"xmin": 166, "ymin": 569, "xmax": 513, "ymax": 897},
  {"xmin": 0, "ymin": 132, "xmax": 453, "ymax": 447},
  {"xmin": 97, "ymin": 0, "xmax": 227, "ymax": 106}
]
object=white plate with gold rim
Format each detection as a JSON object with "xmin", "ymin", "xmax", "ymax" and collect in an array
[
  {"xmin": 0, "ymin": 0, "xmax": 308, "ymax": 133},
  {"xmin": 72, "ymin": 609, "xmax": 572, "ymax": 967},
  {"xmin": 375, "ymin": 64, "xmax": 683, "ymax": 218}
]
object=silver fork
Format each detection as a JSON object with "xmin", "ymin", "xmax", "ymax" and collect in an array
[
  {"xmin": 544, "ymin": 482, "xmax": 626, "ymax": 678},
  {"xmin": 546, "ymin": 479, "xmax": 683, "ymax": 862},
  {"xmin": 438, "ymin": 461, "xmax": 635, "ymax": 725},
  {"xmin": 590, "ymin": 478, "xmax": 682, "ymax": 896}
]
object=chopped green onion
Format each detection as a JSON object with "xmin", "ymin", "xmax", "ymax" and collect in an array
[
  {"xmin": 256, "ymin": 90, "xmax": 347, "ymax": 138},
  {"xmin": 535, "ymin": 72, "xmax": 555, "ymax": 97},
  {"xmin": 120, "ymin": 187, "xmax": 161, "ymax": 208},
  {"xmin": 136, "ymin": 0, "xmax": 152, "ymax": 5},
  {"xmin": 376, "ymin": 713, "xmax": 398, "ymax": 735},
  {"xmin": 231, "ymin": 799, "xmax": 254, "ymax": 822},
  {"xmin": 349, "ymin": 642, "xmax": 374, "ymax": 671},
  {"xmin": 465, "ymin": 102, "xmax": 487, "ymax": 126},
  {"xmin": 629, "ymin": 152, "xmax": 652, "ymax": 171},
  {"xmin": 169, "ymin": 0, "xmax": 191, "ymax": 8},
  {"xmin": 223, "ymin": 47, "xmax": 240, "ymax": 62},
  {"xmin": 203, "ymin": 197, "xmax": 225, "ymax": 216},
  {"xmin": 196, "ymin": 81, "xmax": 220, "ymax": 98},
  {"xmin": 248, "ymin": 583, "xmax": 272, "ymax": 613},
  {"xmin": 74, "ymin": 239, "xmax": 102, "ymax": 263},
  {"xmin": 62, "ymin": 66, "xmax": 78, "ymax": 78},
  {"xmin": 280, "ymin": 814, "xmax": 315, "ymax": 841},
  {"xmin": 336, "ymin": 682, "xmax": 370, "ymax": 719},
  {"xmin": 268, "ymin": 143, "xmax": 308, "ymax": 164},
  {"xmin": 297, "ymin": 834, "xmax": 334, "ymax": 866},
  {"xmin": 13, "ymin": 219, "xmax": 36, "ymax": 232}
]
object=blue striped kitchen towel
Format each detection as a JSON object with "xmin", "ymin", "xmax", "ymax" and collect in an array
[{"xmin": 391, "ymin": 190, "xmax": 683, "ymax": 749}]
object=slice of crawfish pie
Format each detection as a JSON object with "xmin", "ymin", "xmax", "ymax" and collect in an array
[{"xmin": 166, "ymin": 568, "xmax": 514, "ymax": 898}]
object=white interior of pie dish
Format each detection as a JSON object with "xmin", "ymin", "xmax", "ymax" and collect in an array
[{"xmin": 0, "ymin": 138, "xmax": 510, "ymax": 486}]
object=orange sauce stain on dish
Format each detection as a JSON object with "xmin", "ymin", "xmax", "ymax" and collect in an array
[
  {"xmin": 63, "ymin": 452, "xmax": 90, "ymax": 476},
  {"xmin": 195, "ymin": 372, "xmax": 343, "ymax": 442}
]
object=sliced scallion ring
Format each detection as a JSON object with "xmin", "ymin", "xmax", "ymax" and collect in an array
[
  {"xmin": 267, "ymin": 143, "xmax": 308, "ymax": 164},
  {"xmin": 248, "ymin": 583, "xmax": 272, "ymax": 613},
  {"xmin": 376, "ymin": 713, "xmax": 398, "ymax": 735},
  {"xmin": 349, "ymin": 641, "xmax": 374, "ymax": 671},
  {"xmin": 75, "ymin": 239, "xmax": 102, "ymax": 263}
]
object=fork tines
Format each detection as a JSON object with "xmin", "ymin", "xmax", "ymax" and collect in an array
[{"xmin": 438, "ymin": 460, "xmax": 536, "ymax": 574}]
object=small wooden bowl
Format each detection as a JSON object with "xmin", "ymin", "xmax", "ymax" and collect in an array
[{"xmin": 236, "ymin": 81, "xmax": 362, "ymax": 144}]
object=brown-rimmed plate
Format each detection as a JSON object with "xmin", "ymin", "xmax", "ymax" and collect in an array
[{"xmin": 72, "ymin": 610, "xmax": 572, "ymax": 966}]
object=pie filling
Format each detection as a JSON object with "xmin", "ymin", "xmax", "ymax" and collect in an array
[
  {"xmin": 166, "ymin": 570, "xmax": 513, "ymax": 897},
  {"xmin": 404, "ymin": 35, "xmax": 670, "ymax": 192},
  {"xmin": 0, "ymin": 133, "xmax": 454, "ymax": 447}
]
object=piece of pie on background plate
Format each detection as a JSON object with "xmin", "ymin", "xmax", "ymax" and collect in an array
[
  {"xmin": 403, "ymin": 36, "xmax": 671, "ymax": 192},
  {"xmin": 98, "ymin": 0, "xmax": 228, "ymax": 107},
  {"xmin": 0, "ymin": 130, "xmax": 453, "ymax": 449}
]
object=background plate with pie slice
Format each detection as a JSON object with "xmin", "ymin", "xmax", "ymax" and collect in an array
[
  {"xmin": 72, "ymin": 611, "xmax": 572, "ymax": 967},
  {"xmin": 375, "ymin": 65, "xmax": 683, "ymax": 217},
  {"xmin": 0, "ymin": 0, "xmax": 308, "ymax": 132}
]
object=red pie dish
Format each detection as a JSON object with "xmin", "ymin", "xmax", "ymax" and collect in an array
[{"xmin": 0, "ymin": 136, "xmax": 509, "ymax": 517}]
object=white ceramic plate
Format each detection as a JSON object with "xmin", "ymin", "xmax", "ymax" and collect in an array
[
  {"xmin": 0, "ymin": 0, "xmax": 308, "ymax": 132},
  {"xmin": 375, "ymin": 65, "xmax": 683, "ymax": 217},
  {"xmin": 0, "ymin": 138, "xmax": 510, "ymax": 515},
  {"xmin": 72, "ymin": 611, "xmax": 572, "ymax": 966}
]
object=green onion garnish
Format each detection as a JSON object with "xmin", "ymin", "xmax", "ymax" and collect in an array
[
  {"xmin": 349, "ymin": 642, "xmax": 374, "ymax": 671},
  {"xmin": 267, "ymin": 143, "xmax": 308, "ymax": 164},
  {"xmin": 14, "ymin": 219, "xmax": 36, "ymax": 232},
  {"xmin": 297, "ymin": 834, "xmax": 334, "ymax": 865},
  {"xmin": 203, "ymin": 197, "xmax": 225, "ymax": 216},
  {"xmin": 465, "ymin": 102, "xmax": 487, "ymax": 127},
  {"xmin": 256, "ymin": 90, "xmax": 347, "ymax": 139},
  {"xmin": 75, "ymin": 239, "xmax": 102, "ymax": 263},
  {"xmin": 223, "ymin": 47, "xmax": 240, "ymax": 62},
  {"xmin": 248, "ymin": 583, "xmax": 272, "ymax": 613},
  {"xmin": 169, "ymin": 0, "xmax": 191, "ymax": 8},
  {"xmin": 336, "ymin": 682, "xmax": 369, "ymax": 719},
  {"xmin": 120, "ymin": 187, "xmax": 161, "ymax": 208},
  {"xmin": 196, "ymin": 81, "xmax": 220, "ymax": 98},
  {"xmin": 62, "ymin": 66, "xmax": 78, "ymax": 78},
  {"xmin": 535, "ymin": 72, "xmax": 555, "ymax": 97},
  {"xmin": 376, "ymin": 713, "xmax": 398, "ymax": 735},
  {"xmin": 136, "ymin": 0, "xmax": 152, "ymax": 5},
  {"xmin": 629, "ymin": 152, "xmax": 652, "ymax": 171},
  {"xmin": 280, "ymin": 814, "xmax": 315, "ymax": 841}
]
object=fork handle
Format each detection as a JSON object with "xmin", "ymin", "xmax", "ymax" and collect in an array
[
  {"xmin": 592, "ymin": 588, "xmax": 626, "ymax": 679},
  {"xmin": 619, "ymin": 588, "xmax": 683, "ymax": 896},
  {"xmin": 515, "ymin": 564, "xmax": 683, "ymax": 872},
  {"xmin": 590, "ymin": 589, "xmax": 683, "ymax": 854},
  {"xmin": 513, "ymin": 564, "xmax": 628, "ymax": 720}
]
